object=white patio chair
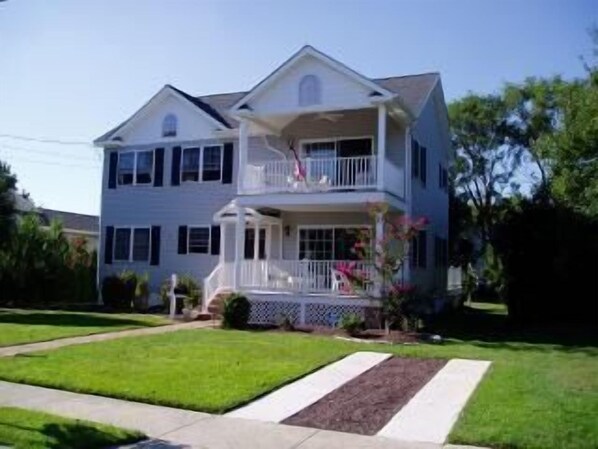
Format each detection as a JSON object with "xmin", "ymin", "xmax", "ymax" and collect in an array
[{"xmin": 331, "ymin": 268, "xmax": 350, "ymax": 293}]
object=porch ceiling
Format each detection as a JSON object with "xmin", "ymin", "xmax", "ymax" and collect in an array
[{"xmin": 236, "ymin": 191, "xmax": 407, "ymax": 213}]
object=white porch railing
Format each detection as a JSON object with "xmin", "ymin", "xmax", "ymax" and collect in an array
[
  {"xmin": 239, "ymin": 259, "xmax": 376, "ymax": 295},
  {"xmin": 243, "ymin": 156, "xmax": 378, "ymax": 194},
  {"xmin": 203, "ymin": 259, "xmax": 376, "ymax": 309},
  {"xmin": 202, "ymin": 262, "xmax": 234, "ymax": 310}
]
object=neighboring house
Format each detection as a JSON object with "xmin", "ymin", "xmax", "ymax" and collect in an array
[
  {"xmin": 12, "ymin": 193, "xmax": 99, "ymax": 250},
  {"xmin": 94, "ymin": 45, "xmax": 451, "ymax": 325},
  {"xmin": 38, "ymin": 209, "xmax": 99, "ymax": 250}
]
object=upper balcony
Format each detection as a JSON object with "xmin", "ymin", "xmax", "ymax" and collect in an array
[
  {"xmin": 236, "ymin": 106, "xmax": 408, "ymax": 201},
  {"xmin": 242, "ymin": 154, "xmax": 404, "ymax": 198}
]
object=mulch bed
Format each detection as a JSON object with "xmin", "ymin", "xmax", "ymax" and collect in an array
[{"xmin": 282, "ymin": 357, "xmax": 446, "ymax": 435}]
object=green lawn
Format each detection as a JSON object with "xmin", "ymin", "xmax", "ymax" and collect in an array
[
  {"xmin": 0, "ymin": 407, "xmax": 144, "ymax": 449},
  {"xmin": 0, "ymin": 304, "xmax": 595, "ymax": 449},
  {"xmin": 0, "ymin": 308, "xmax": 170, "ymax": 347}
]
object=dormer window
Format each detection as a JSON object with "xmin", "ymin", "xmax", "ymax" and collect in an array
[
  {"xmin": 162, "ymin": 114, "xmax": 177, "ymax": 137},
  {"xmin": 298, "ymin": 75, "xmax": 321, "ymax": 106}
]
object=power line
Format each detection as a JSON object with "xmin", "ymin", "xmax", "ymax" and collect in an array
[
  {"xmin": 0, "ymin": 144, "xmax": 100, "ymax": 162},
  {"xmin": 0, "ymin": 152, "xmax": 100, "ymax": 170},
  {"xmin": 0, "ymin": 133, "xmax": 92, "ymax": 146}
]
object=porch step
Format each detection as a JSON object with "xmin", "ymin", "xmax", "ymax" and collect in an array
[{"xmin": 206, "ymin": 290, "xmax": 232, "ymax": 317}]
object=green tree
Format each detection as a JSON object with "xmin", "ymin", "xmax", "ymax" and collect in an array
[
  {"xmin": 0, "ymin": 161, "xmax": 17, "ymax": 246},
  {"xmin": 448, "ymin": 94, "xmax": 522, "ymax": 250}
]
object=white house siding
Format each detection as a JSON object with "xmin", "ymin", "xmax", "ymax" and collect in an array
[
  {"xmin": 248, "ymin": 54, "xmax": 375, "ymax": 115},
  {"xmin": 410, "ymin": 84, "xmax": 450, "ymax": 293},
  {"xmin": 99, "ymin": 138, "xmax": 239, "ymax": 292},
  {"xmin": 117, "ymin": 94, "xmax": 223, "ymax": 145},
  {"xmin": 247, "ymin": 136, "xmax": 285, "ymax": 163}
]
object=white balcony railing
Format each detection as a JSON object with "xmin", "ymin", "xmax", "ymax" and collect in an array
[
  {"xmin": 243, "ymin": 156, "xmax": 378, "ymax": 194},
  {"xmin": 239, "ymin": 259, "xmax": 376, "ymax": 295}
]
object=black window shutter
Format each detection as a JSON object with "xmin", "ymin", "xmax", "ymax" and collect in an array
[
  {"xmin": 222, "ymin": 142, "xmax": 234, "ymax": 184},
  {"xmin": 104, "ymin": 226, "xmax": 114, "ymax": 264},
  {"xmin": 178, "ymin": 225, "xmax": 188, "ymax": 254},
  {"xmin": 410, "ymin": 236, "xmax": 418, "ymax": 268},
  {"xmin": 419, "ymin": 231, "xmax": 427, "ymax": 268},
  {"xmin": 420, "ymin": 146, "xmax": 427, "ymax": 186},
  {"xmin": 154, "ymin": 148, "xmax": 164, "ymax": 187},
  {"xmin": 150, "ymin": 226, "xmax": 161, "ymax": 265},
  {"xmin": 411, "ymin": 140, "xmax": 419, "ymax": 178},
  {"xmin": 211, "ymin": 225, "xmax": 221, "ymax": 255},
  {"xmin": 171, "ymin": 146, "xmax": 182, "ymax": 186},
  {"xmin": 108, "ymin": 152, "xmax": 118, "ymax": 189}
]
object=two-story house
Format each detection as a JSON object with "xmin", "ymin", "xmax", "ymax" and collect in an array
[{"xmin": 94, "ymin": 45, "xmax": 451, "ymax": 326}]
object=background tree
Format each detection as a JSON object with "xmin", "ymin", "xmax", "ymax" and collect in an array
[
  {"xmin": 0, "ymin": 161, "xmax": 17, "ymax": 247},
  {"xmin": 448, "ymin": 94, "xmax": 522, "ymax": 254}
]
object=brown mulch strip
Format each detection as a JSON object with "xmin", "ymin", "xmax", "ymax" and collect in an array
[{"xmin": 282, "ymin": 357, "xmax": 446, "ymax": 435}]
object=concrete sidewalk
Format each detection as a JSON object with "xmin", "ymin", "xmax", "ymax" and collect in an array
[
  {"xmin": 0, "ymin": 320, "xmax": 217, "ymax": 357},
  {"xmin": 0, "ymin": 381, "xmax": 482, "ymax": 449}
]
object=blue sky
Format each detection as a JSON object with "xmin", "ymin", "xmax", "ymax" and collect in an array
[{"xmin": 0, "ymin": 0, "xmax": 595, "ymax": 215}]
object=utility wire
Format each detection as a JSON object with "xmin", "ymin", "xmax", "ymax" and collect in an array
[
  {"xmin": 0, "ymin": 133, "xmax": 92, "ymax": 146},
  {"xmin": 0, "ymin": 144, "xmax": 100, "ymax": 162},
  {"xmin": 0, "ymin": 151, "xmax": 100, "ymax": 170}
]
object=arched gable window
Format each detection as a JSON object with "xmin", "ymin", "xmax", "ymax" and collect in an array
[
  {"xmin": 162, "ymin": 114, "xmax": 177, "ymax": 137},
  {"xmin": 298, "ymin": 75, "xmax": 321, "ymax": 106}
]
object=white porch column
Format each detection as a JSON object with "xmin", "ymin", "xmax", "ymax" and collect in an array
[
  {"xmin": 233, "ymin": 207, "xmax": 246, "ymax": 290},
  {"xmin": 279, "ymin": 223, "xmax": 283, "ymax": 259},
  {"xmin": 377, "ymin": 104, "xmax": 387, "ymax": 190},
  {"xmin": 253, "ymin": 223, "xmax": 260, "ymax": 260},
  {"xmin": 237, "ymin": 119, "xmax": 249, "ymax": 192},
  {"xmin": 220, "ymin": 224, "xmax": 226, "ymax": 264},
  {"xmin": 403, "ymin": 126, "xmax": 413, "ymax": 284},
  {"xmin": 374, "ymin": 211, "xmax": 384, "ymax": 298},
  {"xmin": 266, "ymin": 225, "xmax": 272, "ymax": 260}
]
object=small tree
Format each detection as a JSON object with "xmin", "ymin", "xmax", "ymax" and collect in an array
[{"xmin": 336, "ymin": 203, "xmax": 427, "ymax": 331}]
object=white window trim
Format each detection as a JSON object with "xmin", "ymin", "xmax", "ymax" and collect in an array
[
  {"xmin": 162, "ymin": 114, "xmax": 178, "ymax": 138},
  {"xmin": 113, "ymin": 226, "xmax": 151, "ymax": 263},
  {"xmin": 180, "ymin": 144, "xmax": 224, "ymax": 184},
  {"xmin": 117, "ymin": 149, "xmax": 155, "ymax": 186},
  {"xmin": 296, "ymin": 224, "xmax": 372, "ymax": 260},
  {"xmin": 187, "ymin": 225, "xmax": 212, "ymax": 254},
  {"xmin": 299, "ymin": 136, "xmax": 374, "ymax": 158}
]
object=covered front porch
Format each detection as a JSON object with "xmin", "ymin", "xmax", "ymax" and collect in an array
[{"xmin": 203, "ymin": 199, "xmax": 409, "ymax": 311}]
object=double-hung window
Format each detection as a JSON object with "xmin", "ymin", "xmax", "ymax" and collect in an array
[
  {"xmin": 188, "ymin": 226, "xmax": 210, "ymax": 254},
  {"xmin": 113, "ymin": 227, "xmax": 150, "ymax": 262},
  {"xmin": 181, "ymin": 145, "xmax": 223, "ymax": 182},
  {"xmin": 117, "ymin": 150, "xmax": 154, "ymax": 185},
  {"xmin": 182, "ymin": 148, "xmax": 201, "ymax": 182}
]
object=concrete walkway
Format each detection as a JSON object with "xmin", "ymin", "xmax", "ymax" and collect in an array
[
  {"xmin": 0, "ymin": 320, "xmax": 217, "ymax": 357},
  {"xmin": 378, "ymin": 359, "xmax": 492, "ymax": 444},
  {"xmin": 227, "ymin": 352, "xmax": 392, "ymax": 422},
  {"xmin": 0, "ymin": 381, "xmax": 482, "ymax": 449}
]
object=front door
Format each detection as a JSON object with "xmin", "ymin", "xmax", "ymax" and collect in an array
[{"xmin": 244, "ymin": 228, "xmax": 266, "ymax": 259}]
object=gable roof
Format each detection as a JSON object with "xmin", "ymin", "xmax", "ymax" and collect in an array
[
  {"xmin": 39, "ymin": 208, "xmax": 99, "ymax": 234},
  {"xmin": 166, "ymin": 84, "xmax": 232, "ymax": 128},
  {"xmin": 94, "ymin": 84, "xmax": 234, "ymax": 144},
  {"xmin": 230, "ymin": 45, "xmax": 396, "ymax": 112},
  {"xmin": 95, "ymin": 48, "xmax": 441, "ymax": 145},
  {"xmin": 373, "ymin": 73, "xmax": 439, "ymax": 116}
]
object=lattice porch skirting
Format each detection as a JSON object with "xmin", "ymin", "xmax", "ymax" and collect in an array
[{"xmin": 247, "ymin": 295, "xmax": 382, "ymax": 327}]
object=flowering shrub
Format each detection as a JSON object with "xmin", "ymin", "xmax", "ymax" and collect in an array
[{"xmin": 340, "ymin": 203, "xmax": 428, "ymax": 331}]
